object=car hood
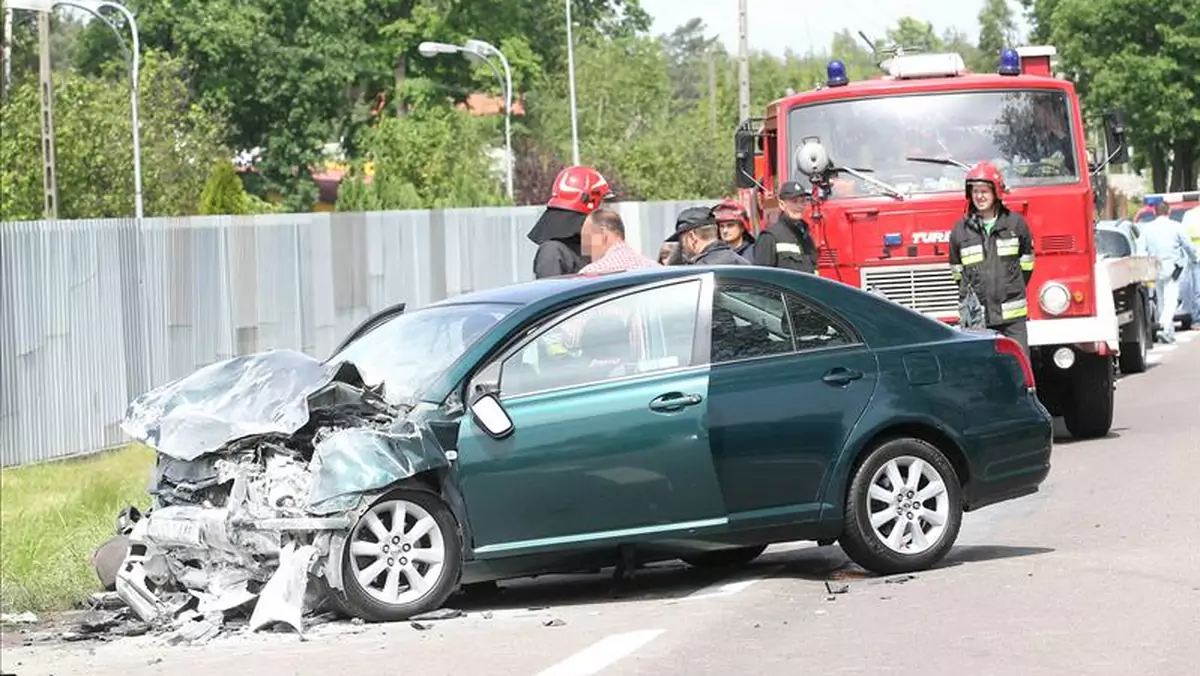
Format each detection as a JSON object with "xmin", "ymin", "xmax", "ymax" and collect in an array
[{"xmin": 121, "ymin": 349, "xmax": 386, "ymax": 463}]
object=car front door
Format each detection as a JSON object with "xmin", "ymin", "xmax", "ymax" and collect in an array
[
  {"xmin": 705, "ymin": 280, "xmax": 878, "ymax": 526},
  {"xmin": 455, "ymin": 277, "xmax": 728, "ymax": 557}
]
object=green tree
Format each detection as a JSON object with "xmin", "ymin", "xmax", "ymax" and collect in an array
[
  {"xmin": 72, "ymin": 0, "xmax": 648, "ymax": 210},
  {"xmin": 886, "ymin": 17, "xmax": 945, "ymax": 54},
  {"xmin": 977, "ymin": 0, "xmax": 1018, "ymax": 65},
  {"xmin": 0, "ymin": 49, "xmax": 229, "ymax": 221},
  {"xmin": 0, "ymin": 3, "xmax": 82, "ymax": 86},
  {"xmin": 198, "ymin": 159, "xmax": 250, "ymax": 215},
  {"xmin": 340, "ymin": 101, "xmax": 508, "ymax": 210},
  {"xmin": 1025, "ymin": 0, "xmax": 1200, "ymax": 190}
]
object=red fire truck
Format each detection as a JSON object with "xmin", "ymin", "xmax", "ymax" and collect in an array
[{"xmin": 733, "ymin": 46, "xmax": 1154, "ymax": 439}]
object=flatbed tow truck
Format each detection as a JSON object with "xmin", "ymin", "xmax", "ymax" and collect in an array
[{"xmin": 733, "ymin": 45, "xmax": 1160, "ymax": 438}]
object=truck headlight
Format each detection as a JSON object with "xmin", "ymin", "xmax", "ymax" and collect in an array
[{"xmin": 1039, "ymin": 282, "xmax": 1071, "ymax": 315}]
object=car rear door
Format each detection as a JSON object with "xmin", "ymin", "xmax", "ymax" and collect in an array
[
  {"xmin": 704, "ymin": 279, "xmax": 879, "ymax": 526},
  {"xmin": 454, "ymin": 277, "xmax": 728, "ymax": 557}
]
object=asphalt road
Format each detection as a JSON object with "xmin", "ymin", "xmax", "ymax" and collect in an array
[{"xmin": 4, "ymin": 330, "xmax": 1198, "ymax": 676}]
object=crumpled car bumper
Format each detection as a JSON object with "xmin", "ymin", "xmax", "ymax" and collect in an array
[{"xmin": 112, "ymin": 349, "xmax": 452, "ymax": 631}]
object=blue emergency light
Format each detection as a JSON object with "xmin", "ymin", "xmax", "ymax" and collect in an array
[
  {"xmin": 1144, "ymin": 195, "xmax": 1163, "ymax": 205},
  {"xmin": 883, "ymin": 233, "xmax": 903, "ymax": 247},
  {"xmin": 998, "ymin": 48, "xmax": 1021, "ymax": 76},
  {"xmin": 826, "ymin": 60, "xmax": 849, "ymax": 87}
]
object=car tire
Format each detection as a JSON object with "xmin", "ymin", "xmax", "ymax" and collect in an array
[
  {"xmin": 339, "ymin": 488, "xmax": 462, "ymax": 623},
  {"xmin": 1062, "ymin": 353, "xmax": 1114, "ymax": 439},
  {"xmin": 839, "ymin": 437, "xmax": 963, "ymax": 576},
  {"xmin": 680, "ymin": 545, "xmax": 767, "ymax": 569},
  {"xmin": 1182, "ymin": 315, "xmax": 1194, "ymax": 331},
  {"xmin": 1118, "ymin": 298, "xmax": 1148, "ymax": 373}
]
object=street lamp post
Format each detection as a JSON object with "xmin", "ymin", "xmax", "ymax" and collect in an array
[
  {"xmin": 7, "ymin": 0, "xmax": 143, "ymax": 220},
  {"xmin": 418, "ymin": 39, "xmax": 514, "ymax": 202},
  {"xmin": 564, "ymin": 0, "xmax": 580, "ymax": 165}
]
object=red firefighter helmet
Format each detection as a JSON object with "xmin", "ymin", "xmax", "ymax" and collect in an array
[
  {"xmin": 964, "ymin": 161, "xmax": 1007, "ymax": 198},
  {"xmin": 547, "ymin": 165, "xmax": 612, "ymax": 214},
  {"xmin": 712, "ymin": 198, "xmax": 749, "ymax": 227}
]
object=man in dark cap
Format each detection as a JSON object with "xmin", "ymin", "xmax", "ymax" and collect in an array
[
  {"xmin": 753, "ymin": 180, "xmax": 818, "ymax": 273},
  {"xmin": 667, "ymin": 206, "xmax": 751, "ymax": 266}
]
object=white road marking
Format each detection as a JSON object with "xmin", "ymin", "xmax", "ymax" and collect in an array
[
  {"xmin": 536, "ymin": 629, "xmax": 665, "ymax": 676},
  {"xmin": 677, "ymin": 570, "xmax": 775, "ymax": 602}
]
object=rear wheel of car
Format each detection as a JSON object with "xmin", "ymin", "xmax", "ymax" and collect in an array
[
  {"xmin": 839, "ymin": 438, "xmax": 963, "ymax": 575},
  {"xmin": 680, "ymin": 545, "xmax": 767, "ymax": 569},
  {"xmin": 340, "ymin": 488, "xmax": 462, "ymax": 623},
  {"xmin": 1062, "ymin": 353, "xmax": 1114, "ymax": 439},
  {"xmin": 1118, "ymin": 298, "xmax": 1148, "ymax": 373},
  {"xmin": 1182, "ymin": 315, "xmax": 1194, "ymax": 331}
]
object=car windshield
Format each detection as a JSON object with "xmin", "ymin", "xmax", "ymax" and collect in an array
[
  {"xmin": 1095, "ymin": 229, "xmax": 1132, "ymax": 259},
  {"xmin": 787, "ymin": 88, "xmax": 1079, "ymax": 198},
  {"xmin": 329, "ymin": 302, "xmax": 516, "ymax": 403}
]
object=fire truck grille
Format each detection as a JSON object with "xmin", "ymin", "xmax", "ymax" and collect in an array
[
  {"xmin": 1040, "ymin": 234, "xmax": 1076, "ymax": 252},
  {"xmin": 860, "ymin": 264, "xmax": 960, "ymax": 318}
]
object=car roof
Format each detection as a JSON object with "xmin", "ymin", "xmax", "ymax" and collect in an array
[{"xmin": 428, "ymin": 267, "xmax": 713, "ymax": 309}]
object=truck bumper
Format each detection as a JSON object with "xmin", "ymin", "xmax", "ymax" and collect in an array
[{"xmin": 1028, "ymin": 317, "xmax": 1119, "ymax": 352}]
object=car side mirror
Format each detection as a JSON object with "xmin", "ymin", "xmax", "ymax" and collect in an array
[{"xmin": 469, "ymin": 393, "xmax": 513, "ymax": 439}]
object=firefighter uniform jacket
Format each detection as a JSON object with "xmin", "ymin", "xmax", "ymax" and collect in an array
[
  {"xmin": 753, "ymin": 216, "xmax": 818, "ymax": 273},
  {"xmin": 948, "ymin": 211, "xmax": 1036, "ymax": 327}
]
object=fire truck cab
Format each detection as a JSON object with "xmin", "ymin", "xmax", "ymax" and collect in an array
[{"xmin": 734, "ymin": 46, "xmax": 1151, "ymax": 439}]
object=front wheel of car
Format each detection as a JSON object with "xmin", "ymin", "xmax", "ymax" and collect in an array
[
  {"xmin": 839, "ymin": 438, "xmax": 963, "ymax": 576},
  {"xmin": 340, "ymin": 488, "xmax": 462, "ymax": 623}
]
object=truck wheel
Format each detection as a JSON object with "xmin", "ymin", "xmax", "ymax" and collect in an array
[
  {"xmin": 1063, "ymin": 353, "xmax": 1114, "ymax": 439},
  {"xmin": 1118, "ymin": 300, "xmax": 1148, "ymax": 373}
]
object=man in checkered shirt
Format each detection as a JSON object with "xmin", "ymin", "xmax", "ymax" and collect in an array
[{"xmin": 577, "ymin": 209, "xmax": 661, "ymax": 274}]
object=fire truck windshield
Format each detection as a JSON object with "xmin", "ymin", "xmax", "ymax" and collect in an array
[{"xmin": 787, "ymin": 88, "xmax": 1078, "ymax": 199}]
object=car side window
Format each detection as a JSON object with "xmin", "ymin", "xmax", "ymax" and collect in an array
[
  {"xmin": 498, "ymin": 281, "xmax": 701, "ymax": 398},
  {"xmin": 784, "ymin": 293, "xmax": 856, "ymax": 352},
  {"xmin": 710, "ymin": 283, "xmax": 794, "ymax": 364}
]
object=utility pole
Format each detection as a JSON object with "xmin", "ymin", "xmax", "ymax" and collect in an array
[
  {"xmin": 37, "ymin": 8, "xmax": 58, "ymax": 219},
  {"xmin": 2, "ymin": 6, "xmax": 13, "ymax": 98},
  {"xmin": 707, "ymin": 47, "xmax": 717, "ymax": 134},
  {"xmin": 737, "ymin": 0, "xmax": 750, "ymax": 123}
]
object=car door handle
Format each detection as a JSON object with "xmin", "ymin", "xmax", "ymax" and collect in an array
[
  {"xmin": 822, "ymin": 367, "xmax": 864, "ymax": 386},
  {"xmin": 648, "ymin": 392, "xmax": 704, "ymax": 412}
]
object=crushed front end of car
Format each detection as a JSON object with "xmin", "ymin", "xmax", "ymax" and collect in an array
[{"xmin": 112, "ymin": 349, "xmax": 452, "ymax": 634}]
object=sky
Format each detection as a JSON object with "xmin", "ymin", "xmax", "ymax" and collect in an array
[{"xmin": 639, "ymin": 0, "xmax": 1032, "ymax": 56}]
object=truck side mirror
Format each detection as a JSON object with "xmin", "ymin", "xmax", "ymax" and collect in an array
[
  {"xmin": 734, "ymin": 119, "xmax": 760, "ymax": 189},
  {"xmin": 1102, "ymin": 110, "xmax": 1129, "ymax": 166}
]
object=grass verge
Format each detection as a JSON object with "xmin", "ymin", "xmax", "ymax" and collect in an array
[{"xmin": 0, "ymin": 444, "xmax": 154, "ymax": 615}]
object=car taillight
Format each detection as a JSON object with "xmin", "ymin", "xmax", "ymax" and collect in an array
[{"xmin": 995, "ymin": 336, "xmax": 1035, "ymax": 388}]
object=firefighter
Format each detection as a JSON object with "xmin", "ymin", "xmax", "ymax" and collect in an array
[
  {"xmin": 948, "ymin": 162, "xmax": 1036, "ymax": 353},
  {"xmin": 526, "ymin": 166, "xmax": 612, "ymax": 278},
  {"xmin": 753, "ymin": 180, "xmax": 818, "ymax": 273},
  {"xmin": 712, "ymin": 198, "xmax": 756, "ymax": 261}
]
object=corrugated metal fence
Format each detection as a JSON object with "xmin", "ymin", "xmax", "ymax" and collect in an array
[{"xmin": 0, "ymin": 201, "xmax": 704, "ymax": 467}]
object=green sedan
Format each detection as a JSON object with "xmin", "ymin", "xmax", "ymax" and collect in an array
[{"xmin": 119, "ymin": 265, "xmax": 1052, "ymax": 625}]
